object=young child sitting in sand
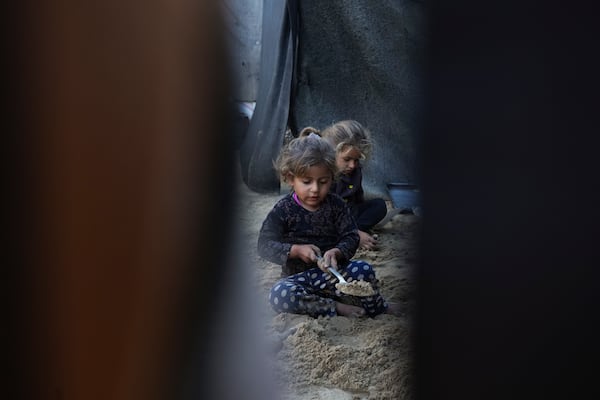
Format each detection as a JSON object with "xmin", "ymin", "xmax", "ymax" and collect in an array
[
  {"xmin": 315, "ymin": 120, "xmax": 387, "ymax": 250},
  {"xmin": 257, "ymin": 130, "xmax": 395, "ymax": 318}
]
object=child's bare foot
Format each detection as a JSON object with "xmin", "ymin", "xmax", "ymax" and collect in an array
[
  {"xmin": 358, "ymin": 230, "xmax": 378, "ymax": 250},
  {"xmin": 385, "ymin": 302, "xmax": 405, "ymax": 317},
  {"xmin": 335, "ymin": 302, "xmax": 366, "ymax": 318}
]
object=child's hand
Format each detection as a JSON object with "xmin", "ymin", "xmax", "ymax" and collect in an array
[
  {"xmin": 290, "ymin": 244, "xmax": 321, "ymax": 264},
  {"xmin": 358, "ymin": 230, "xmax": 378, "ymax": 250},
  {"xmin": 317, "ymin": 248, "xmax": 343, "ymax": 272}
]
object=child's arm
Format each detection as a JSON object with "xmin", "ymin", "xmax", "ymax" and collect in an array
[
  {"xmin": 289, "ymin": 243, "xmax": 321, "ymax": 264},
  {"xmin": 319, "ymin": 209, "xmax": 359, "ymax": 271},
  {"xmin": 332, "ymin": 197, "xmax": 360, "ymax": 260},
  {"xmin": 257, "ymin": 208, "xmax": 292, "ymax": 265},
  {"xmin": 259, "ymin": 212, "xmax": 322, "ymax": 265}
]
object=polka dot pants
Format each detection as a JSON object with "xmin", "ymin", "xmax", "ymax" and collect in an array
[{"xmin": 269, "ymin": 260, "xmax": 389, "ymax": 318}]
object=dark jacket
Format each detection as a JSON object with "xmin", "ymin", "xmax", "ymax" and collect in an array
[
  {"xmin": 331, "ymin": 166, "xmax": 364, "ymax": 206},
  {"xmin": 257, "ymin": 193, "xmax": 359, "ymax": 276}
]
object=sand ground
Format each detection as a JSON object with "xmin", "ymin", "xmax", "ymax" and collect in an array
[{"xmin": 233, "ymin": 175, "xmax": 419, "ymax": 400}]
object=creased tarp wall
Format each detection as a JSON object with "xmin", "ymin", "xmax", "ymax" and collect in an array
[
  {"xmin": 239, "ymin": 0, "xmax": 298, "ymax": 193},
  {"xmin": 240, "ymin": 0, "xmax": 425, "ymax": 196}
]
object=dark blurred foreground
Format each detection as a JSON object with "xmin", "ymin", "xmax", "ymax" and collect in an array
[
  {"xmin": 415, "ymin": 1, "xmax": 600, "ymax": 399},
  {"xmin": 4, "ymin": 1, "xmax": 243, "ymax": 399}
]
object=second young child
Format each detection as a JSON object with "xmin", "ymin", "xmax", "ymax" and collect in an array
[{"xmin": 319, "ymin": 120, "xmax": 387, "ymax": 250}]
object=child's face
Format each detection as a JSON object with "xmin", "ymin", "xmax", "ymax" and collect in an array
[
  {"xmin": 290, "ymin": 164, "xmax": 333, "ymax": 211},
  {"xmin": 336, "ymin": 146, "xmax": 362, "ymax": 175}
]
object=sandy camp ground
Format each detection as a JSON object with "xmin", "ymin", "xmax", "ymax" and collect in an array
[{"xmin": 232, "ymin": 174, "xmax": 419, "ymax": 400}]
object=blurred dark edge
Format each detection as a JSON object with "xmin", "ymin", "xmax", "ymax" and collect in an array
[
  {"xmin": 4, "ymin": 1, "xmax": 28, "ymax": 398},
  {"xmin": 4, "ymin": 1, "xmax": 237, "ymax": 399},
  {"xmin": 415, "ymin": 1, "xmax": 600, "ymax": 399}
]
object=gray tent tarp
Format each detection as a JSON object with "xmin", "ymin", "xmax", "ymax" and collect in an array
[
  {"xmin": 240, "ymin": 0, "xmax": 425, "ymax": 197},
  {"xmin": 239, "ymin": 0, "xmax": 298, "ymax": 193}
]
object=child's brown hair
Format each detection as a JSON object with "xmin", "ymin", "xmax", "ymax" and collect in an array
[
  {"xmin": 320, "ymin": 120, "xmax": 373, "ymax": 160},
  {"xmin": 274, "ymin": 128, "xmax": 337, "ymax": 183}
]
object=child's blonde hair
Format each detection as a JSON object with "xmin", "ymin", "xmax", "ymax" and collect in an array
[
  {"xmin": 274, "ymin": 128, "xmax": 337, "ymax": 183},
  {"xmin": 320, "ymin": 120, "xmax": 373, "ymax": 160}
]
